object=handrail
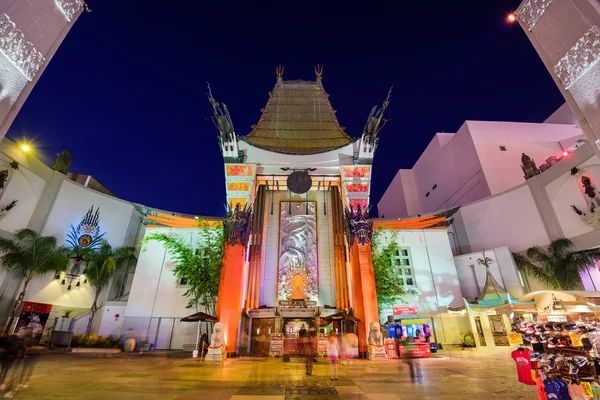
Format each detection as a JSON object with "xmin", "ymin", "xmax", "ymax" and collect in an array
[{"xmin": 68, "ymin": 310, "xmax": 93, "ymax": 332}]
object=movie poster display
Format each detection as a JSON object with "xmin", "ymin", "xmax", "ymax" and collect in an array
[{"xmin": 14, "ymin": 301, "xmax": 53, "ymax": 344}]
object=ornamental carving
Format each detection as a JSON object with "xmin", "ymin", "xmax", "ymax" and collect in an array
[
  {"xmin": 55, "ymin": 0, "xmax": 83, "ymax": 22},
  {"xmin": 344, "ymin": 204, "xmax": 373, "ymax": 246},
  {"xmin": 66, "ymin": 206, "xmax": 105, "ymax": 275},
  {"xmin": 223, "ymin": 203, "xmax": 251, "ymax": 246},
  {"xmin": 0, "ymin": 14, "xmax": 45, "ymax": 81},
  {"xmin": 570, "ymin": 176, "xmax": 600, "ymax": 230},
  {"xmin": 554, "ymin": 26, "xmax": 600, "ymax": 89},
  {"xmin": 516, "ymin": 0, "xmax": 553, "ymax": 31}
]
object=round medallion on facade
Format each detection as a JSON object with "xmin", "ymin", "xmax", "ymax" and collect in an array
[
  {"xmin": 287, "ymin": 171, "xmax": 312, "ymax": 194},
  {"xmin": 78, "ymin": 235, "xmax": 92, "ymax": 247}
]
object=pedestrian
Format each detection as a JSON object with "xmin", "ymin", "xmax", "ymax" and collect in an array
[
  {"xmin": 0, "ymin": 334, "xmax": 22, "ymax": 399},
  {"xmin": 328, "ymin": 335, "xmax": 339, "ymax": 380},
  {"xmin": 304, "ymin": 329, "xmax": 314, "ymax": 376},
  {"xmin": 17, "ymin": 328, "xmax": 38, "ymax": 390}
]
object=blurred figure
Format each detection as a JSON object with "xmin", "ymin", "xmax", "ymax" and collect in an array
[
  {"xmin": 199, "ymin": 333, "xmax": 208, "ymax": 357},
  {"xmin": 0, "ymin": 334, "xmax": 22, "ymax": 398},
  {"xmin": 17, "ymin": 328, "xmax": 38, "ymax": 390},
  {"xmin": 327, "ymin": 335, "xmax": 339, "ymax": 380},
  {"xmin": 304, "ymin": 328, "xmax": 314, "ymax": 376},
  {"xmin": 399, "ymin": 337, "xmax": 422, "ymax": 384}
]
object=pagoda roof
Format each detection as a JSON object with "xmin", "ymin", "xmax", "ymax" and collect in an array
[
  {"xmin": 477, "ymin": 269, "xmax": 510, "ymax": 303},
  {"xmin": 242, "ymin": 79, "xmax": 353, "ymax": 154}
]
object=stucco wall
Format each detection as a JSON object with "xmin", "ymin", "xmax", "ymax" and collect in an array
[
  {"xmin": 457, "ymin": 184, "xmax": 550, "ymax": 253},
  {"xmin": 454, "ymin": 247, "xmax": 525, "ymax": 301},
  {"xmin": 468, "ymin": 120, "xmax": 581, "ymax": 196},
  {"xmin": 544, "ymin": 155, "xmax": 600, "ymax": 239},
  {"xmin": 0, "ymin": 0, "xmax": 81, "ymax": 140}
]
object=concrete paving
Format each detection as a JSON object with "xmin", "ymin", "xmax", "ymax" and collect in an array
[{"xmin": 1, "ymin": 350, "xmax": 536, "ymax": 399}]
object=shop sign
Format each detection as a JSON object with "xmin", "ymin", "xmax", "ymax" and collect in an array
[
  {"xmin": 398, "ymin": 343, "xmax": 431, "ymax": 358},
  {"xmin": 400, "ymin": 318, "xmax": 428, "ymax": 325},
  {"xmin": 392, "ymin": 305, "xmax": 418, "ymax": 316},
  {"xmin": 482, "ymin": 310, "xmax": 497, "ymax": 316},
  {"xmin": 507, "ymin": 332, "xmax": 523, "ymax": 345},
  {"xmin": 547, "ymin": 315, "xmax": 568, "ymax": 322},
  {"xmin": 269, "ymin": 333, "xmax": 283, "ymax": 357}
]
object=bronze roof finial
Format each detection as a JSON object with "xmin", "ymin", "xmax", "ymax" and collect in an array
[
  {"xmin": 276, "ymin": 65, "xmax": 284, "ymax": 82},
  {"xmin": 314, "ymin": 64, "xmax": 323, "ymax": 84}
]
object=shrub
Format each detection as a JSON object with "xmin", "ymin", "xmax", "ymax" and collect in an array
[
  {"xmin": 460, "ymin": 331, "xmax": 476, "ymax": 347},
  {"xmin": 70, "ymin": 333, "xmax": 118, "ymax": 348}
]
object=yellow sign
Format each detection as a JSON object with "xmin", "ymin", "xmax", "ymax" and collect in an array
[
  {"xmin": 508, "ymin": 332, "xmax": 523, "ymax": 345},
  {"xmin": 400, "ymin": 318, "xmax": 428, "ymax": 325}
]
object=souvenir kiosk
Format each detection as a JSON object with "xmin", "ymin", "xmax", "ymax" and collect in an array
[{"xmin": 386, "ymin": 305, "xmax": 433, "ymax": 358}]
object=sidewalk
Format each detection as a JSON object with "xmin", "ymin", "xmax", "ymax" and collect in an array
[{"xmin": 5, "ymin": 350, "xmax": 535, "ymax": 399}]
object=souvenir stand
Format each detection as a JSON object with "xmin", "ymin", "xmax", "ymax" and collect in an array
[
  {"xmin": 386, "ymin": 305, "xmax": 433, "ymax": 358},
  {"xmin": 509, "ymin": 293, "xmax": 600, "ymax": 399}
]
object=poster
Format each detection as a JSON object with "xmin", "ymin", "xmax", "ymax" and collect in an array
[
  {"xmin": 392, "ymin": 305, "xmax": 418, "ymax": 316},
  {"xmin": 269, "ymin": 333, "xmax": 283, "ymax": 357},
  {"xmin": 508, "ymin": 332, "xmax": 524, "ymax": 345},
  {"xmin": 384, "ymin": 338, "xmax": 398, "ymax": 359},
  {"xmin": 14, "ymin": 301, "xmax": 53, "ymax": 344},
  {"xmin": 318, "ymin": 334, "xmax": 328, "ymax": 355}
]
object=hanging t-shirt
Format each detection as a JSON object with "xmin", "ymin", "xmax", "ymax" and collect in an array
[
  {"xmin": 544, "ymin": 379, "xmax": 562, "ymax": 399},
  {"xmin": 512, "ymin": 349, "xmax": 535, "ymax": 385},
  {"xmin": 568, "ymin": 383, "xmax": 587, "ymax": 400},
  {"xmin": 581, "ymin": 382, "xmax": 593, "ymax": 399},
  {"xmin": 422, "ymin": 324, "xmax": 431, "ymax": 337},
  {"xmin": 406, "ymin": 325, "xmax": 415, "ymax": 337},
  {"xmin": 591, "ymin": 384, "xmax": 600, "ymax": 400},
  {"xmin": 536, "ymin": 376, "xmax": 548, "ymax": 400},
  {"xmin": 387, "ymin": 325, "xmax": 396, "ymax": 339},
  {"xmin": 395, "ymin": 325, "xmax": 403, "ymax": 338}
]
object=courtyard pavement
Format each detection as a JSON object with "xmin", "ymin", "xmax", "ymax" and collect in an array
[{"xmin": 3, "ymin": 350, "xmax": 536, "ymax": 400}]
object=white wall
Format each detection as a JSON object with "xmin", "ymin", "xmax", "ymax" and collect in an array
[
  {"xmin": 25, "ymin": 180, "xmax": 137, "ymax": 310},
  {"xmin": 0, "ymin": 153, "xmax": 46, "ymax": 233},
  {"xmin": 454, "ymin": 247, "xmax": 525, "ymax": 301},
  {"xmin": 545, "ymin": 155, "xmax": 600, "ymax": 239},
  {"xmin": 468, "ymin": 120, "xmax": 582, "ymax": 196},
  {"xmin": 0, "ymin": 0, "xmax": 82, "ymax": 140},
  {"xmin": 458, "ymin": 184, "xmax": 550, "ymax": 253}
]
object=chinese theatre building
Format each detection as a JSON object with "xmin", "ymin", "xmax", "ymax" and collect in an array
[{"xmin": 211, "ymin": 67, "xmax": 391, "ymax": 356}]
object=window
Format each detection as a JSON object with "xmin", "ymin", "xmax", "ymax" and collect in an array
[
  {"xmin": 393, "ymin": 248, "xmax": 415, "ymax": 287},
  {"xmin": 499, "ymin": 145, "xmax": 507, "ymax": 151},
  {"xmin": 432, "ymin": 184, "xmax": 437, "ymax": 190},
  {"xmin": 425, "ymin": 192, "xmax": 430, "ymax": 197}
]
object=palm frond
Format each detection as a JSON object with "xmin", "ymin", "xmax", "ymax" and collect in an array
[
  {"xmin": 548, "ymin": 238, "xmax": 573, "ymax": 259},
  {"xmin": 526, "ymin": 246, "xmax": 552, "ymax": 265}
]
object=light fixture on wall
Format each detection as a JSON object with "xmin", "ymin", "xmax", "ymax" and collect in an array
[
  {"xmin": 76, "ymin": 281, "xmax": 81, "ymax": 287},
  {"xmin": 55, "ymin": 273, "xmax": 61, "ymax": 280},
  {"xmin": 571, "ymin": 167, "xmax": 580, "ymax": 176},
  {"xmin": 67, "ymin": 284, "xmax": 72, "ymax": 291},
  {"xmin": 83, "ymin": 279, "xmax": 87, "ymax": 284},
  {"xmin": 61, "ymin": 279, "xmax": 66, "ymax": 285}
]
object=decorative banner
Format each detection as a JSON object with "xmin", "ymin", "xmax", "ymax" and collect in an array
[
  {"xmin": 346, "ymin": 183, "xmax": 368, "ymax": 193},
  {"xmin": 398, "ymin": 343, "xmax": 431, "ymax": 358},
  {"xmin": 343, "ymin": 166, "xmax": 370, "ymax": 178},
  {"xmin": 226, "ymin": 165, "xmax": 254, "ymax": 177},
  {"xmin": 508, "ymin": 332, "xmax": 524, "ymax": 346},
  {"xmin": 277, "ymin": 202, "xmax": 318, "ymax": 301},
  {"xmin": 400, "ymin": 318, "xmax": 428, "ymax": 326},
  {"xmin": 393, "ymin": 305, "xmax": 418, "ymax": 316},
  {"xmin": 349, "ymin": 198, "xmax": 367, "ymax": 211},
  {"xmin": 227, "ymin": 182, "xmax": 250, "ymax": 192}
]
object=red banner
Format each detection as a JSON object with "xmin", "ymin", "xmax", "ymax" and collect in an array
[
  {"xmin": 22, "ymin": 301, "xmax": 52, "ymax": 314},
  {"xmin": 398, "ymin": 343, "xmax": 431, "ymax": 358},
  {"xmin": 392, "ymin": 305, "xmax": 418, "ymax": 316}
]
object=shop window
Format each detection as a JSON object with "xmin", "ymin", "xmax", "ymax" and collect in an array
[{"xmin": 392, "ymin": 248, "xmax": 415, "ymax": 287}]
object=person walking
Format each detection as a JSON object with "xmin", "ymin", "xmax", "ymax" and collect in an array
[
  {"xmin": 328, "ymin": 335, "xmax": 340, "ymax": 380},
  {"xmin": 304, "ymin": 330, "xmax": 314, "ymax": 377}
]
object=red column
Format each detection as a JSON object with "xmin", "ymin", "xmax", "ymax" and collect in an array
[
  {"xmin": 349, "ymin": 242, "xmax": 379, "ymax": 355},
  {"xmin": 215, "ymin": 243, "xmax": 245, "ymax": 356}
]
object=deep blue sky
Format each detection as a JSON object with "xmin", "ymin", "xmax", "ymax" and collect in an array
[{"xmin": 9, "ymin": 0, "xmax": 565, "ymax": 217}]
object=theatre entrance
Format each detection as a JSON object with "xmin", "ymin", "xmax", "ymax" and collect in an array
[{"xmin": 283, "ymin": 318, "xmax": 315, "ymax": 356}]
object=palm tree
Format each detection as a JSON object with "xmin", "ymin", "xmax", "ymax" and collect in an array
[
  {"xmin": 84, "ymin": 241, "xmax": 136, "ymax": 335},
  {"xmin": 477, "ymin": 250, "xmax": 494, "ymax": 269},
  {"xmin": 514, "ymin": 238, "xmax": 600, "ymax": 290},
  {"xmin": 0, "ymin": 229, "xmax": 69, "ymax": 335}
]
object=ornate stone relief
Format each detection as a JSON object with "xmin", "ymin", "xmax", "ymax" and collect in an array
[
  {"xmin": 55, "ymin": 0, "xmax": 83, "ymax": 22},
  {"xmin": 554, "ymin": 26, "xmax": 600, "ymax": 89},
  {"xmin": 516, "ymin": 0, "xmax": 554, "ymax": 31},
  {"xmin": 0, "ymin": 14, "xmax": 45, "ymax": 81}
]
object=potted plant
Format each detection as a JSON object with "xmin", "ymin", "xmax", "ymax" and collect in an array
[{"xmin": 54, "ymin": 308, "xmax": 75, "ymax": 332}]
